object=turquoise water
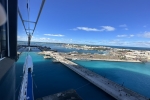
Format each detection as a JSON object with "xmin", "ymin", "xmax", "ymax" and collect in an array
[
  {"xmin": 16, "ymin": 52, "xmax": 115, "ymax": 100},
  {"xmin": 73, "ymin": 60, "xmax": 150, "ymax": 98}
]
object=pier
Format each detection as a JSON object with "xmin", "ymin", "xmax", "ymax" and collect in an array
[
  {"xmin": 46, "ymin": 51, "xmax": 148, "ymax": 100},
  {"xmin": 18, "ymin": 45, "xmax": 56, "ymax": 52}
]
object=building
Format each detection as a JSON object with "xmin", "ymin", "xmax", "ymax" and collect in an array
[{"xmin": 0, "ymin": 0, "xmax": 18, "ymax": 100}]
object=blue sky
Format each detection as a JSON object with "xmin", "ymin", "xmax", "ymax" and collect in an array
[{"xmin": 18, "ymin": 0, "xmax": 150, "ymax": 47}]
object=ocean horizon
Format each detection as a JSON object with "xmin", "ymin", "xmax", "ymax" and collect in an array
[{"xmin": 18, "ymin": 41, "xmax": 150, "ymax": 50}]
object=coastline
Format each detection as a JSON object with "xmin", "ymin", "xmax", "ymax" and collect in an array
[
  {"xmin": 39, "ymin": 51, "xmax": 143, "ymax": 63},
  {"xmin": 73, "ymin": 58, "xmax": 141, "ymax": 63}
]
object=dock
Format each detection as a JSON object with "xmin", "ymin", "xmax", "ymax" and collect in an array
[{"xmin": 46, "ymin": 51, "xmax": 149, "ymax": 100}]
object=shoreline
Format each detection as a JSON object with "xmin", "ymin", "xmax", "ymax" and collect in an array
[
  {"xmin": 71, "ymin": 58, "xmax": 141, "ymax": 63},
  {"xmin": 38, "ymin": 51, "xmax": 144, "ymax": 63}
]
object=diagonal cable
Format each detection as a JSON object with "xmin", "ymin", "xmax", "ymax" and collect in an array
[
  {"xmin": 18, "ymin": 8, "xmax": 29, "ymax": 36},
  {"xmin": 31, "ymin": 0, "xmax": 45, "ymax": 35}
]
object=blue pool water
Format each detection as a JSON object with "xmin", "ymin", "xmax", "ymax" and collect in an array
[
  {"xmin": 73, "ymin": 60, "xmax": 150, "ymax": 98},
  {"xmin": 16, "ymin": 52, "xmax": 115, "ymax": 100}
]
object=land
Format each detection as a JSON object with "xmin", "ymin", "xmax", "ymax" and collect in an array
[
  {"xmin": 61, "ymin": 44, "xmax": 150, "ymax": 62},
  {"xmin": 17, "ymin": 43, "xmax": 150, "ymax": 62},
  {"xmin": 39, "ymin": 51, "xmax": 142, "ymax": 63},
  {"xmin": 38, "ymin": 51, "xmax": 149, "ymax": 100}
]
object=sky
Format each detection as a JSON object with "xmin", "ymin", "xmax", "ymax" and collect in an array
[{"xmin": 18, "ymin": 0, "xmax": 150, "ymax": 47}]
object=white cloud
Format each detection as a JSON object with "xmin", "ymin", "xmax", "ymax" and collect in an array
[
  {"xmin": 72, "ymin": 27, "xmax": 101, "ymax": 32},
  {"xmin": 117, "ymin": 35, "xmax": 127, "ymax": 37},
  {"xmin": 143, "ymin": 25, "xmax": 147, "ymax": 28},
  {"xmin": 143, "ymin": 32, "xmax": 150, "ymax": 38},
  {"xmin": 17, "ymin": 35, "xmax": 150, "ymax": 47},
  {"xmin": 38, "ymin": 38, "xmax": 52, "ymax": 41},
  {"xmin": 107, "ymin": 39, "xmax": 130, "ymax": 46},
  {"xmin": 44, "ymin": 34, "xmax": 64, "ymax": 37},
  {"xmin": 72, "ymin": 26, "xmax": 115, "ymax": 32},
  {"xmin": 101, "ymin": 26, "xmax": 115, "ymax": 31},
  {"xmin": 17, "ymin": 35, "xmax": 53, "ymax": 42},
  {"xmin": 129, "ymin": 34, "xmax": 134, "ymax": 37},
  {"xmin": 40, "ymin": 38, "xmax": 46, "ymax": 40},
  {"xmin": 119, "ymin": 24, "xmax": 127, "ymax": 27},
  {"xmin": 106, "ymin": 40, "xmax": 150, "ymax": 47},
  {"xmin": 132, "ymin": 41, "xmax": 150, "ymax": 47},
  {"xmin": 17, "ymin": 35, "xmax": 27, "ymax": 41},
  {"xmin": 138, "ymin": 32, "xmax": 150, "ymax": 38},
  {"xmin": 119, "ymin": 24, "xmax": 129, "ymax": 30},
  {"xmin": 117, "ymin": 34, "xmax": 134, "ymax": 38}
]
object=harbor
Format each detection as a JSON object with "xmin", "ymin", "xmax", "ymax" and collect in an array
[
  {"xmin": 38, "ymin": 50, "xmax": 149, "ymax": 100},
  {"xmin": 16, "ymin": 51, "xmax": 116, "ymax": 100},
  {"xmin": 1, "ymin": 0, "xmax": 150, "ymax": 100}
]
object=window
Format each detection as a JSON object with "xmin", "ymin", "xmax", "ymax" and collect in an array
[{"xmin": 0, "ymin": 0, "xmax": 7, "ymax": 58}]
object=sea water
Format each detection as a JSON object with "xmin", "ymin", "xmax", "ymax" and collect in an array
[
  {"xmin": 16, "ymin": 42, "xmax": 150, "ymax": 99},
  {"xmin": 15, "ymin": 52, "xmax": 115, "ymax": 100},
  {"xmin": 18, "ymin": 41, "xmax": 150, "ymax": 51},
  {"xmin": 73, "ymin": 60, "xmax": 150, "ymax": 98},
  {"xmin": 18, "ymin": 41, "xmax": 106, "ymax": 54}
]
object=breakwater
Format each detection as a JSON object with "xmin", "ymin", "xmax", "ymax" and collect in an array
[{"xmin": 47, "ymin": 51, "xmax": 148, "ymax": 100}]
